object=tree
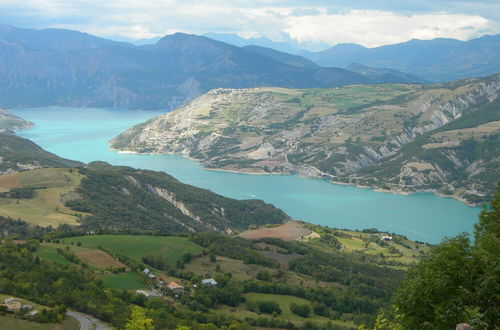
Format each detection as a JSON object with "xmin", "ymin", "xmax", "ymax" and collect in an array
[
  {"xmin": 389, "ymin": 181, "xmax": 500, "ymax": 329},
  {"xmin": 125, "ymin": 306, "xmax": 154, "ymax": 330},
  {"xmin": 289, "ymin": 303, "xmax": 310, "ymax": 318}
]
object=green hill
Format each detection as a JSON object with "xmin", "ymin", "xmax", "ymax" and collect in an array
[{"xmin": 0, "ymin": 133, "xmax": 82, "ymax": 174}]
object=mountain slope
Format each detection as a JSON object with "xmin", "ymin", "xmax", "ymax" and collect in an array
[
  {"xmin": 242, "ymin": 45, "xmax": 319, "ymax": 68},
  {"xmin": 111, "ymin": 74, "xmax": 500, "ymax": 204},
  {"xmin": 242, "ymin": 46, "xmax": 427, "ymax": 84},
  {"xmin": 71, "ymin": 162, "xmax": 289, "ymax": 233},
  {"xmin": 0, "ymin": 133, "xmax": 83, "ymax": 173},
  {"xmin": 346, "ymin": 63, "xmax": 429, "ymax": 84},
  {"xmin": 301, "ymin": 35, "xmax": 500, "ymax": 82}
]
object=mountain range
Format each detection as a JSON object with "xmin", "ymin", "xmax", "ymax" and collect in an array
[
  {"xmin": 300, "ymin": 35, "xmax": 500, "ymax": 82},
  {"xmin": 0, "ymin": 24, "xmax": 470, "ymax": 111},
  {"xmin": 0, "ymin": 25, "xmax": 370, "ymax": 110}
]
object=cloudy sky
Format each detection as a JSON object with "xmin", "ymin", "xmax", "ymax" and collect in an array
[{"xmin": 0, "ymin": 0, "xmax": 498, "ymax": 50}]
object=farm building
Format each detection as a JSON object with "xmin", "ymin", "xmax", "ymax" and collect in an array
[
  {"xmin": 3, "ymin": 297, "xmax": 22, "ymax": 312},
  {"xmin": 202, "ymin": 278, "xmax": 218, "ymax": 286},
  {"xmin": 167, "ymin": 282, "xmax": 184, "ymax": 294}
]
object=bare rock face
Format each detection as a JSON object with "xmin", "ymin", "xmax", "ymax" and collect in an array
[{"xmin": 111, "ymin": 75, "xmax": 500, "ymax": 204}]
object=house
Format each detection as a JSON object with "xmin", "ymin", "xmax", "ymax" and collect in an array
[
  {"xmin": 202, "ymin": 278, "xmax": 218, "ymax": 286},
  {"xmin": 380, "ymin": 235, "xmax": 393, "ymax": 241},
  {"xmin": 167, "ymin": 282, "xmax": 184, "ymax": 294},
  {"xmin": 148, "ymin": 274, "xmax": 156, "ymax": 279},
  {"xmin": 28, "ymin": 310, "xmax": 39, "ymax": 317},
  {"xmin": 143, "ymin": 268, "xmax": 150, "ymax": 274},
  {"xmin": 3, "ymin": 298, "xmax": 22, "ymax": 312}
]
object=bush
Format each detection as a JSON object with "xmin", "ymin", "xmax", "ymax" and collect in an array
[
  {"xmin": 256, "ymin": 301, "xmax": 281, "ymax": 314},
  {"xmin": 290, "ymin": 303, "xmax": 311, "ymax": 318}
]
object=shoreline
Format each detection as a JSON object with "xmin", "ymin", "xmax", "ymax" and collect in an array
[{"xmin": 109, "ymin": 147, "xmax": 482, "ymax": 207}]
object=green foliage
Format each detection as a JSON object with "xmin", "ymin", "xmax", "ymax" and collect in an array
[
  {"xmin": 189, "ymin": 233, "xmax": 278, "ymax": 268},
  {"xmin": 390, "ymin": 181, "xmax": 500, "ymax": 329},
  {"xmin": 142, "ymin": 254, "xmax": 170, "ymax": 271},
  {"xmin": 0, "ymin": 187, "xmax": 35, "ymax": 199},
  {"xmin": 0, "ymin": 241, "xmax": 131, "ymax": 327},
  {"xmin": 125, "ymin": 306, "xmax": 154, "ymax": 330},
  {"xmin": 256, "ymin": 300, "xmax": 282, "ymax": 314},
  {"xmin": 289, "ymin": 302, "xmax": 311, "ymax": 318},
  {"xmin": 72, "ymin": 163, "xmax": 288, "ymax": 233}
]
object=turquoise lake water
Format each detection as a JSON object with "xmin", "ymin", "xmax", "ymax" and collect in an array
[{"xmin": 12, "ymin": 107, "xmax": 481, "ymax": 243}]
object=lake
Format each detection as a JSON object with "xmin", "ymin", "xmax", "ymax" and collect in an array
[{"xmin": 12, "ymin": 107, "xmax": 481, "ymax": 243}]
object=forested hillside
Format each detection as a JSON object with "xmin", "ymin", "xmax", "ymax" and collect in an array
[{"xmin": 69, "ymin": 162, "xmax": 289, "ymax": 233}]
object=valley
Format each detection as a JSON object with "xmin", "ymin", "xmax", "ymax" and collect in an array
[
  {"xmin": 13, "ymin": 107, "xmax": 480, "ymax": 243},
  {"xmin": 0, "ymin": 3, "xmax": 498, "ymax": 329}
]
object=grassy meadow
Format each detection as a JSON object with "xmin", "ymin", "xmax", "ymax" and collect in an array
[
  {"xmin": 62, "ymin": 235, "xmax": 204, "ymax": 266},
  {"xmin": 100, "ymin": 272, "xmax": 145, "ymax": 290}
]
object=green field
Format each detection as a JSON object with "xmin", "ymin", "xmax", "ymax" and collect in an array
[
  {"xmin": 34, "ymin": 245, "xmax": 72, "ymax": 265},
  {"xmin": 63, "ymin": 235, "xmax": 203, "ymax": 266},
  {"xmin": 101, "ymin": 272, "xmax": 145, "ymax": 290}
]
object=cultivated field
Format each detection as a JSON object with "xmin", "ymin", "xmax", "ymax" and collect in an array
[
  {"xmin": 0, "ymin": 172, "xmax": 21, "ymax": 191},
  {"xmin": 239, "ymin": 221, "xmax": 313, "ymax": 240},
  {"xmin": 72, "ymin": 248, "xmax": 127, "ymax": 269},
  {"xmin": 0, "ymin": 168, "xmax": 88, "ymax": 226},
  {"xmin": 63, "ymin": 235, "xmax": 203, "ymax": 266},
  {"xmin": 100, "ymin": 272, "xmax": 145, "ymax": 290},
  {"xmin": 34, "ymin": 245, "xmax": 73, "ymax": 265}
]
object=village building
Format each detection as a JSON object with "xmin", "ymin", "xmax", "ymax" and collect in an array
[
  {"xmin": 142, "ymin": 268, "xmax": 150, "ymax": 274},
  {"xmin": 380, "ymin": 235, "xmax": 393, "ymax": 241},
  {"xmin": 202, "ymin": 278, "xmax": 218, "ymax": 286},
  {"xmin": 167, "ymin": 282, "xmax": 184, "ymax": 294},
  {"xmin": 3, "ymin": 298, "xmax": 22, "ymax": 312}
]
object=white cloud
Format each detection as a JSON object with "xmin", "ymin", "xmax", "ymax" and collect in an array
[
  {"xmin": 0, "ymin": 1, "xmax": 497, "ymax": 49},
  {"xmin": 283, "ymin": 10, "xmax": 492, "ymax": 47}
]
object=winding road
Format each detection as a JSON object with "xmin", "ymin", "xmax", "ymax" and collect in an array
[{"xmin": 66, "ymin": 311, "xmax": 110, "ymax": 330}]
